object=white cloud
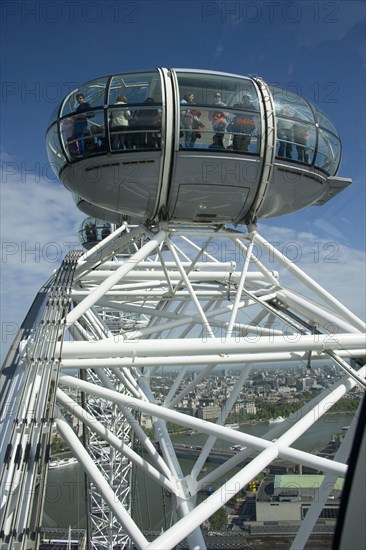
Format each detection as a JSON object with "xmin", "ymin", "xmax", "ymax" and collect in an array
[
  {"xmin": 1, "ymin": 153, "xmax": 85, "ymax": 361},
  {"xmin": 258, "ymin": 224, "xmax": 366, "ymax": 323}
]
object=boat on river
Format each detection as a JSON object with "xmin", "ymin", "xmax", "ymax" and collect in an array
[
  {"xmin": 268, "ymin": 416, "xmax": 285, "ymax": 424},
  {"xmin": 49, "ymin": 457, "xmax": 78, "ymax": 469}
]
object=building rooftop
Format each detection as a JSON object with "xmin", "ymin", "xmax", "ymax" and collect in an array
[{"xmin": 274, "ymin": 475, "xmax": 344, "ymax": 491}]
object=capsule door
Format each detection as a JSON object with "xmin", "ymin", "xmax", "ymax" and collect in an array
[{"xmin": 166, "ymin": 70, "xmax": 263, "ymax": 224}]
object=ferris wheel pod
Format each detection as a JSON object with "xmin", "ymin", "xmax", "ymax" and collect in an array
[
  {"xmin": 46, "ymin": 68, "xmax": 349, "ymax": 225},
  {"xmin": 78, "ymin": 217, "xmax": 113, "ymax": 250},
  {"xmin": 72, "ymin": 195, "xmax": 135, "ymax": 225}
]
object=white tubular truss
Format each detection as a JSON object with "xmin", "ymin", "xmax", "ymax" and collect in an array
[{"xmin": 0, "ymin": 223, "xmax": 365, "ymax": 550}]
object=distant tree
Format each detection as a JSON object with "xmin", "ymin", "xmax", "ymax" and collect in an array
[
  {"xmin": 209, "ymin": 507, "xmax": 227, "ymax": 530},
  {"xmin": 51, "ymin": 437, "xmax": 68, "ymax": 454}
]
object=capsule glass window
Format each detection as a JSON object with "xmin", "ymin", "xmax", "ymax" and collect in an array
[
  {"xmin": 313, "ymin": 104, "xmax": 339, "ymax": 136},
  {"xmin": 271, "ymin": 85, "xmax": 315, "ymax": 123},
  {"xmin": 315, "ymin": 129, "xmax": 341, "ymax": 175},
  {"xmin": 292, "ymin": 122, "xmax": 316, "ymax": 165},
  {"xmin": 48, "ymin": 102, "xmax": 61, "ymax": 126},
  {"xmin": 79, "ymin": 218, "xmax": 112, "ymax": 246},
  {"xmin": 176, "ymin": 71, "xmax": 259, "ymax": 109},
  {"xmin": 108, "ymin": 71, "xmax": 162, "ymax": 106},
  {"xmin": 177, "ymin": 72, "xmax": 260, "ymax": 151},
  {"xmin": 60, "ymin": 109, "xmax": 106, "ymax": 160},
  {"xmin": 61, "ymin": 77, "xmax": 109, "ymax": 117},
  {"xmin": 46, "ymin": 123, "xmax": 66, "ymax": 174}
]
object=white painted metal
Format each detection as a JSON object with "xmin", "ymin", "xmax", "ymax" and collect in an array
[
  {"xmin": 290, "ymin": 404, "xmax": 360, "ymax": 550},
  {"xmin": 1, "ymin": 223, "xmax": 365, "ymax": 550}
]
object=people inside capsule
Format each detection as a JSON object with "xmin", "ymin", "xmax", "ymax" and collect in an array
[
  {"xmin": 227, "ymin": 95, "xmax": 257, "ymax": 152},
  {"xmin": 208, "ymin": 134, "xmax": 225, "ymax": 150},
  {"xmin": 293, "ymin": 123, "xmax": 310, "ymax": 163},
  {"xmin": 80, "ymin": 219, "xmax": 114, "ymax": 248},
  {"xmin": 85, "ymin": 221, "xmax": 97, "ymax": 242},
  {"xmin": 72, "ymin": 93, "xmax": 94, "ymax": 156},
  {"xmin": 132, "ymin": 97, "xmax": 161, "ymax": 149},
  {"xmin": 110, "ymin": 95, "xmax": 131, "ymax": 150},
  {"xmin": 180, "ymin": 92, "xmax": 195, "ymax": 148},
  {"xmin": 101, "ymin": 222, "xmax": 111, "ymax": 239},
  {"xmin": 186, "ymin": 109, "xmax": 205, "ymax": 148},
  {"xmin": 83, "ymin": 128, "xmax": 97, "ymax": 155},
  {"xmin": 277, "ymin": 105, "xmax": 293, "ymax": 159},
  {"xmin": 208, "ymin": 92, "xmax": 229, "ymax": 147},
  {"xmin": 90, "ymin": 121, "xmax": 107, "ymax": 152},
  {"xmin": 46, "ymin": 72, "xmax": 341, "ymax": 182}
]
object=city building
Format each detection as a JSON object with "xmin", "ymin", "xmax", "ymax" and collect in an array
[{"xmin": 256, "ymin": 474, "xmax": 343, "ymax": 522}]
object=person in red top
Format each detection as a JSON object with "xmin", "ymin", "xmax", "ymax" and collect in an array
[
  {"xmin": 208, "ymin": 92, "xmax": 229, "ymax": 147},
  {"xmin": 228, "ymin": 95, "xmax": 256, "ymax": 153}
]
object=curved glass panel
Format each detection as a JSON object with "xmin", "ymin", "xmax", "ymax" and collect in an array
[
  {"xmin": 276, "ymin": 113, "xmax": 295, "ymax": 159},
  {"xmin": 108, "ymin": 101, "xmax": 162, "ymax": 151},
  {"xmin": 60, "ymin": 109, "xmax": 106, "ymax": 160},
  {"xmin": 313, "ymin": 105, "xmax": 338, "ymax": 135},
  {"xmin": 46, "ymin": 71, "xmax": 342, "ymax": 183},
  {"xmin": 292, "ymin": 122, "xmax": 316, "ymax": 165},
  {"xmin": 48, "ymin": 102, "xmax": 61, "ymax": 127},
  {"xmin": 46, "ymin": 123, "xmax": 66, "ymax": 175},
  {"xmin": 272, "ymin": 86, "xmax": 315, "ymax": 123},
  {"xmin": 176, "ymin": 71, "xmax": 259, "ymax": 108},
  {"xmin": 276, "ymin": 118, "xmax": 316, "ymax": 164},
  {"xmin": 60, "ymin": 77, "xmax": 109, "ymax": 117},
  {"xmin": 179, "ymin": 106, "xmax": 260, "ymax": 152},
  {"xmin": 314, "ymin": 129, "xmax": 341, "ymax": 175},
  {"xmin": 79, "ymin": 218, "xmax": 112, "ymax": 247},
  {"xmin": 176, "ymin": 72, "xmax": 260, "ymax": 152},
  {"xmin": 226, "ymin": 109, "xmax": 260, "ymax": 153},
  {"xmin": 108, "ymin": 71, "xmax": 162, "ymax": 105}
]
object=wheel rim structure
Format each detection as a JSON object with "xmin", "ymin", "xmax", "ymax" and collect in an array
[{"xmin": 1, "ymin": 222, "xmax": 365, "ymax": 550}]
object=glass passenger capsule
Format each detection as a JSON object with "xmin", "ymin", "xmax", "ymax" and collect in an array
[
  {"xmin": 78, "ymin": 217, "xmax": 113, "ymax": 249},
  {"xmin": 46, "ymin": 69, "xmax": 351, "ymax": 225},
  {"xmin": 73, "ymin": 194, "xmax": 134, "ymax": 225}
]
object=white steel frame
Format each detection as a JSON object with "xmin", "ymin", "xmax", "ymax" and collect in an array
[{"xmin": 1, "ymin": 222, "xmax": 365, "ymax": 550}]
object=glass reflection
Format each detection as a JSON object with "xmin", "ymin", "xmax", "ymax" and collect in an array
[
  {"xmin": 272, "ymin": 86, "xmax": 314, "ymax": 123},
  {"xmin": 272, "ymin": 85, "xmax": 341, "ymax": 173},
  {"xmin": 314, "ymin": 106, "xmax": 338, "ymax": 135},
  {"xmin": 108, "ymin": 72, "xmax": 162, "ymax": 105},
  {"xmin": 46, "ymin": 124, "xmax": 66, "ymax": 173},
  {"xmin": 61, "ymin": 78, "xmax": 108, "ymax": 118},
  {"xmin": 48, "ymin": 103, "xmax": 61, "ymax": 126},
  {"xmin": 177, "ymin": 72, "xmax": 259, "ymax": 109},
  {"xmin": 315, "ymin": 129, "xmax": 341, "ymax": 175}
]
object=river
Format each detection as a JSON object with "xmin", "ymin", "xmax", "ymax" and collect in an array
[{"xmin": 43, "ymin": 412, "xmax": 354, "ymax": 531}]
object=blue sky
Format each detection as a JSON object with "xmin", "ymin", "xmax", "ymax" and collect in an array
[{"xmin": 1, "ymin": 0, "xmax": 365, "ymax": 362}]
